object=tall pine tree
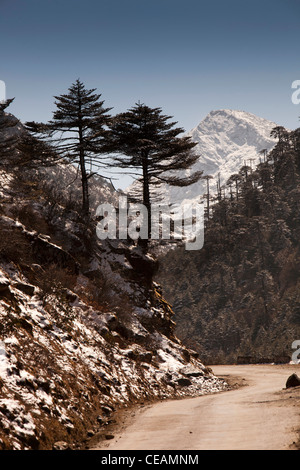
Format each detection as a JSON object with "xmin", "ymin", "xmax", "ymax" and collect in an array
[
  {"xmin": 107, "ymin": 102, "xmax": 202, "ymax": 246},
  {"xmin": 26, "ymin": 79, "xmax": 112, "ymax": 217}
]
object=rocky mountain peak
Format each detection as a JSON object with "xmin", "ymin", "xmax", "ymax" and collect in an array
[{"xmin": 161, "ymin": 109, "xmax": 278, "ymax": 207}]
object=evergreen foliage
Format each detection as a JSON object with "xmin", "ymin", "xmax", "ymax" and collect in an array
[
  {"xmin": 106, "ymin": 102, "xmax": 203, "ymax": 245},
  {"xmin": 157, "ymin": 125, "xmax": 300, "ymax": 364},
  {"xmin": 0, "ymin": 98, "xmax": 20, "ymax": 163},
  {"xmin": 25, "ymin": 79, "xmax": 112, "ymax": 217}
]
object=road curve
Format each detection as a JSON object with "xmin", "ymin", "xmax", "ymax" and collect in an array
[{"xmin": 95, "ymin": 365, "xmax": 300, "ymax": 451}]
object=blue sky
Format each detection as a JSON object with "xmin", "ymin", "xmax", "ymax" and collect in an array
[{"xmin": 1, "ymin": 0, "xmax": 300, "ymax": 187}]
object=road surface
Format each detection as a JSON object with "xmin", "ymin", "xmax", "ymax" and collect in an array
[{"xmin": 94, "ymin": 364, "xmax": 300, "ymax": 450}]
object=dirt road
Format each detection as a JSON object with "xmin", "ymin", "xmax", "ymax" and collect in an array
[{"xmin": 93, "ymin": 364, "xmax": 300, "ymax": 451}]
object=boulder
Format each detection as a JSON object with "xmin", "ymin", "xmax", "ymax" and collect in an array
[
  {"xmin": 13, "ymin": 282, "xmax": 35, "ymax": 296},
  {"xmin": 179, "ymin": 365, "xmax": 204, "ymax": 378},
  {"xmin": 124, "ymin": 347, "xmax": 153, "ymax": 363},
  {"xmin": 0, "ymin": 282, "xmax": 16, "ymax": 303},
  {"xmin": 125, "ymin": 248, "xmax": 159, "ymax": 278},
  {"xmin": 0, "ymin": 278, "xmax": 10, "ymax": 292},
  {"xmin": 286, "ymin": 373, "xmax": 300, "ymax": 388},
  {"xmin": 101, "ymin": 405, "xmax": 114, "ymax": 415},
  {"xmin": 53, "ymin": 441, "xmax": 71, "ymax": 450},
  {"xmin": 177, "ymin": 378, "xmax": 192, "ymax": 387}
]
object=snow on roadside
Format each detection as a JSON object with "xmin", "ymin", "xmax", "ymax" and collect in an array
[{"xmin": 0, "ymin": 248, "xmax": 227, "ymax": 449}]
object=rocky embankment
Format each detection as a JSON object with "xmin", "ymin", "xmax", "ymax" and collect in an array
[{"xmin": 0, "ymin": 162, "xmax": 227, "ymax": 450}]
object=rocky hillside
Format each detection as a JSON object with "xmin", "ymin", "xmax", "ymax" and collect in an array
[{"xmin": 0, "ymin": 114, "xmax": 227, "ymax": 450}]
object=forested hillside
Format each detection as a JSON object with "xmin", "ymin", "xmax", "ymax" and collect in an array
[{"xmin": 157, "ymin": 125, "xmax": 300, "ymax": 364}]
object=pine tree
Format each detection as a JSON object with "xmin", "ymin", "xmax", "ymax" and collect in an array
[
  {"xmin": 226, "ymin": 173, "xmax": 241, "ymax": 201},
  {"xmin": 16, "ymin": 133, "xmax": 59, "ymax": 169},
  {"xmin": 157, "ymin": 123, "xmax": 300, "ymax": 362},
  {"xmin": 270, "ymin": 126, "xmax": 290, "ymax": 159},
  {"xmin": 26, "ymin": 79, "xmax": 112, "ymax": 217},
  {"xmin": 107, "ymin": 102, "xmax": 202, "ymax": 246},
  {"xmin": 0, "ymin": 98, "xmax": 60, "ymax": 171},
  {"xmin": 0, "ymin": 98, "xmax": 20, "ymax": 164},
  {"xmin": 203, "ymin": 174, "xmax": 213, "ymax": 220}
]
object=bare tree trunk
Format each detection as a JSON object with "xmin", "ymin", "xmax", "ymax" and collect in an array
[
  {"xmin": 78, "ymin": 124, "xmax": 89, "ymax": 218},
  {"xmin": 141, "ymin": 151, "xmax": 151, "ymax": 250}
]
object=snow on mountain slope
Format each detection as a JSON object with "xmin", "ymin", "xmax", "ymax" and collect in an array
[
  {"xmin": 0, "ymin": 112, "xmax": 228, "ymax": 449},
  {"xmin": 162, "ymin": 109, "xmax": 278, "ymax": 207}
]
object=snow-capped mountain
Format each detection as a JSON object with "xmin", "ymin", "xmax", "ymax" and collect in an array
[{"xmin": 162, "ymin": 109, "xmax": 278, "ymax": 207}]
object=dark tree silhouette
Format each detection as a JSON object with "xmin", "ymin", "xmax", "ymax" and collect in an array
[
  {"xmin": 26, "ymin": 79, "xmax": 112, "ymax": 217},
  {"xmin": 107, "ymin": 102, "xmax": 202, "ymax": 247}
]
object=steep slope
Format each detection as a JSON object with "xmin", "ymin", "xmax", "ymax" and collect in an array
[
  {"xmin": 0, "ymin": 113, "xmax": 227, "ymax": 450},
  {"xmin": 156, "ymin": 124, "xmax": 300, "ymax": 364}
]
